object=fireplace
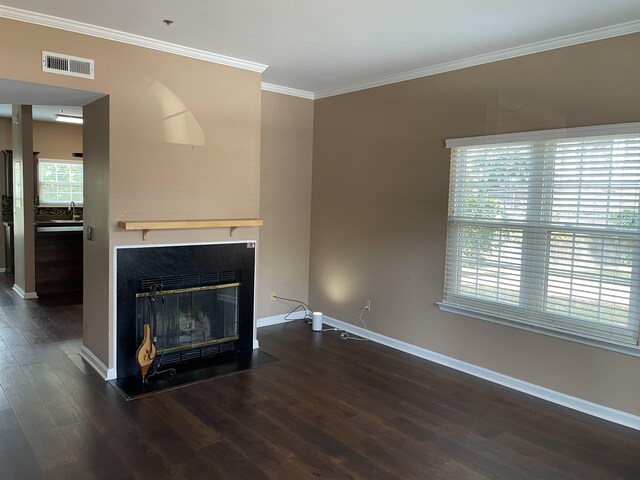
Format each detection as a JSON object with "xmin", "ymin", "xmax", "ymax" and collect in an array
[{"xmin": 116, "ymin": 242, "xmax": 257, "ymax": 382}]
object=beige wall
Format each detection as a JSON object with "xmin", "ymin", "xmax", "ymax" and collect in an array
[
  {"xmin": 0, "ymin": 18, "xmax": 262, "ymax": 368},
  {"xmin": 11, "ymin": 106, "xmax": 36, "ymax": 295},
  {"xmin": 310, "ymin": 33, "xmax": 640, "ymax": 416},
  {"xmin": 33, "ymin": 121, "xmax": 82, "ymax": 160},
  {"xmin": 257, "ymin": 92, "xmax": 314, "ymax": 319},
  {"xmin": 83, "ymin": 96, "xmax": 110, "ymax": 365},
  {"xmin": 0, "ymin": 117, "xmax": 82, "ymax": 160}
]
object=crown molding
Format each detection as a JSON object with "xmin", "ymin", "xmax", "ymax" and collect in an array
[
  {"xmin": 314, "ymin": 19, "xmax": 640, "ymax": 99},
  {"xmin": 0, "ymin": 5, "xmax": 268, "ymax": 73},
  {"xmin": 261, "ymin": 83, "xmax": 314, "ymax": 100}
]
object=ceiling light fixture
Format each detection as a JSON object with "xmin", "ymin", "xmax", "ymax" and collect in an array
[{"xmin": 55, "ymin": 114, "xmax": 83, "ymax": 125}]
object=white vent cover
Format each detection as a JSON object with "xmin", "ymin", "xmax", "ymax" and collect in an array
[{"xmin": 42, "ymin": 51, "xmax": 94, "ymax": 79}]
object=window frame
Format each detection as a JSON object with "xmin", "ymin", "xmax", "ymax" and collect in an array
[{"xmin": 439, "ymin": 123, "xmax": 640, "ymax": 355}]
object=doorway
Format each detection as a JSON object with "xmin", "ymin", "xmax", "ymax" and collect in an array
[{"xmin": 0, "ymin": 77, "xmax": 108, "ymax": 357}]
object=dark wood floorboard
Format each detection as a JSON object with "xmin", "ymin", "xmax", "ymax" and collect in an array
[{"xmin": 0, "ymin": 275, "xmax": 638, "ymax": 478}]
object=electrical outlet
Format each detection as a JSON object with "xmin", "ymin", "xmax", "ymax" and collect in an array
[
  {"xmin": 270, "ymin": 290, "xmax": 276, "ymax": 301},
  {"xmin": 364, "ymin": 299, "xmax": 371, "ymax": 311}
]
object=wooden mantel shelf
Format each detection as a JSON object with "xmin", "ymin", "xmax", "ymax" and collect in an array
[{"xmin": 118, "ymin": 219, "xmax": 263, "ymax": 241}]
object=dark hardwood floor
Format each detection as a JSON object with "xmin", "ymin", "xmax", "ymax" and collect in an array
[{"xmin": 0, "ymin": 275, "xmax": 639, "ymax": 479}]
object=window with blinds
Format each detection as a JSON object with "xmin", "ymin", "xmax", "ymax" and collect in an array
[
  {"xmin": 442, "ymin": 124, "xmax": 640, "ymax": 347},
  {"xmin": 37, "ymin": 158, "xmax": 83, "ymax": 206}
]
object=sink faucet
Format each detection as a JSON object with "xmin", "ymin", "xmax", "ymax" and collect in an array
[{"xmin": 68, "ymin": 201, "xmax": 76, "ymax": 220}]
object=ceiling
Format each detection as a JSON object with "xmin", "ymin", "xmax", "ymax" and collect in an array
[{"xmin": 0, "ymin": 1, "xmax": 639, "ymax": 99}]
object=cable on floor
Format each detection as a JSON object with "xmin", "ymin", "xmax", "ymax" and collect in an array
[
  {"xmin": 273, "ymin": 295, "xmax": 313, "ymax": 323},
  {"xmin": 338, "ymin": 305, "xmax": 369, "ymax": 341},
  {"xmin": 273, "ymin": 294, "xmax": 369, "ymax": 341}
]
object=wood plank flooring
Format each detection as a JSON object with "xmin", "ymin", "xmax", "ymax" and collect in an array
[{"xmin": 0, "ymin": 275, "xmax": 639, "ymax": 479}]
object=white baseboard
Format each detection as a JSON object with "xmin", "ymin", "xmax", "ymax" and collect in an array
[
  {"xmin": 80, "ymin": 346, "xmax": 117, "ymax": 380},
  {"xmin": 12, "ymin": 284, "xmax": 38, "ymax": 299},
  {"xmin": 257, "ymin": 313, "xmax": 300, "ymax": 328},
  {"xmin": 253, "ymin": 339, "xmax": 260, "ymax": 349},
  {"xmin": 258, "ymin": 313, "xmax": 640, "ymax": 431}
]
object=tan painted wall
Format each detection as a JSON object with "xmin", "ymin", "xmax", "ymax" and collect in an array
[
  {"xmin": 310, "ymin": 33, "xmax": 640, "ymax": 416},
  {"xmin": 11, "ymin": 106, "xmax": 36, "ymax": 295},
  {"xmin": 0, "ymin": 18, "xmax": 262, "ymax": 368},
  {"xmin": 257, "ymin": 92, "xmax": 314, "ymax": 319},
  {"xmin": 83, "ymin": 96, "xmax": 110, "ymax": 366},
  {"xmin": 0, "ymin": 118, "xmax": 81, "ymax": 160},
  {"xmin": 33, "ymin": 121, "xmax": 82, "ymax": 160}
]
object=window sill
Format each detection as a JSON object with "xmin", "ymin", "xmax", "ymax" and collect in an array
[{"xmin": 436, "ymin": 301, "xmax": 640, "ymax": 358}]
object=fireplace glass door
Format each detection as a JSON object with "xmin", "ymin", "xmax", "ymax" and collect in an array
[{"xmin": 136, "ymin": 283, "xmax": 240, "ymax": 355}]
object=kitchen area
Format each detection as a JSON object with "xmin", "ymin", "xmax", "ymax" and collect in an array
[
  {"xmin": 0, "ymin": 109, "xmax": 84, "ymax": 296},
  {"xmin": 33, "ymin": 206, "xmax": 83, "ymax": 295}
]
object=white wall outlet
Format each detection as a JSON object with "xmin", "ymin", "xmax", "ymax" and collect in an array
[
  {"xmin": 270, "ymin": 290, "xmax": 276, "ymax": 301},
  {"xmin": 364, "ymin": 299, "xmax": 371, "ymax": 311}
]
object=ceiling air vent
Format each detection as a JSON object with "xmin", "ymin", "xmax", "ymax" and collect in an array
[{"xmin": 42, "ymin": 51, "xmax": 94, "ymax": 79}]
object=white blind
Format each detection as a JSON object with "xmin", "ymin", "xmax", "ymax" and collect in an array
[{"xmin": 443, "ymin": 129, "xmax": 640, "ymax": 345}]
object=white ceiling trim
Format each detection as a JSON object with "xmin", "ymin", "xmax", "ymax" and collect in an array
[
  {"xmin": 314, "ymin": 19, "xmax": 640, "ymax": 99},
  {"xmin": 261, "ymin": 83, "xmax": 314, "ymax": 100},
  {"xmin": 0, "ymin": 5, "xmax": 268, "ymax": 73}
]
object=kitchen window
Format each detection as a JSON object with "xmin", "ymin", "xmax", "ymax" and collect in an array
[
  {"xmin": 440, "ymin": 123, "xmax": 640, "ymax": 349},
  {"xmin": 37, "ymin": 158, "xmax": 83, "ymax": 206}
]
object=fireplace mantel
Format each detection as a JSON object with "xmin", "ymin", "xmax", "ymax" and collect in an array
[{"xmin": 118, "ymin": 218, "xmax": 263, "ymax": 240}]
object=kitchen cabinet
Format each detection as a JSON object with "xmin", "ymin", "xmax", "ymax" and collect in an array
[{"xmin": 35, "ymin": 223, "xmax": 83, "ymax": 294}]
